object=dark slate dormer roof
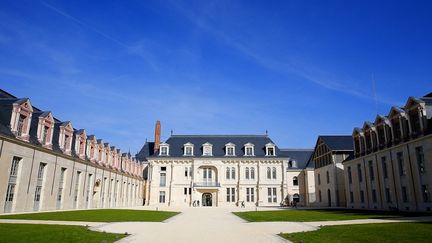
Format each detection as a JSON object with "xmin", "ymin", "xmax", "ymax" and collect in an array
[
  {"xmin": 425, "ymin": 92, "xmax": 432, "ymax": 98},
  {"xmin": 152, "ymin": 135, "xmax": 285, "ymax": 158},
  {"xmin": 136, "ymin": 141, "xmax": 155, "ymax": 161},
  {"xmin": 319, "ymin": 135, "xmax": 353, "ymax": 151},
  {"xmin": 279, "ymin": 149, "xmax": 313, "ymax": 170}
]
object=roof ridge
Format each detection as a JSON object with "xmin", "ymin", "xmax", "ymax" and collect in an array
[
  {"xmin": 170, "ymin": 134, "xmax": 268, "ymax": 137},
  {"xmin": 279, "ymin": 148, "xmax": 314, "ymax": 151}
]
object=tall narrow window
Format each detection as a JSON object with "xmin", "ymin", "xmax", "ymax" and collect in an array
[
  {"xmin": 422, "ymin": 185, "xmax": 430, "ymax": 203},
  {"xmin": 397, "ymin": 152, "xmax": 406, "ymax": 176},
  {"xmin": 348, "ymin": 166, "xmax": 352, "ymax": 184},
  {"xmin": 246, "ymin": 188, "xmax": 250, "ymax": 202},
  {"xmin": 266, "ymin": 167, "xmax": 271, "ymax": 179},
  {"xmin": 245, "ymin": 167, "xmax": 250, "ymax": 179},
  {"xmin": 385, "ymin": 188, "xmax": 391, "ymax": 203},
  {"xmin": 360, "ymin": 190, "xmax": 365, "ymax": 203},
  {"xmin": 416, "ymin": 146, "xmax": 425, "ymax": 174},
  {"xmin": 56, "ymin": 168, "xmax": 67, "ymax": 209},
  {"xmin": 357, "ymin": 164, "xmax": 363, "ymax": 183},
  {"xmin": 226, "ymin": 167, "xmax": 230, "ymax": 179},
  {"xmin": 372, "ymin": 189, "xmax": 377, "ymax": 203},
  {"xmin": 272, "ymin": 167, "xmax": 277, "ymax": 179},
  {"xmin": 382, "ymin": 156, "xmax": 388, "ymax": 179},
  {"xmin": 368, "ymin": 160, "xmax": 374, "ymax": 181},
  {"xmin": 10, "ymin": 156, "xmax": 20, "ymax": 177},
  {"xmin": 37, "ymin": 163, "xmax": 46, "ymax": 180},
  {"xmin": 159, "ymin": 191, "xmax": 166, "ymax": 203},
  {"xmin": 326, "ymin": 171, "xmax": 330, "ymax": 184},
  {"xmin": 17, "ymin": 114, "xmax": 26, "ymax": 137},
  {"xmin": 231, "ymin": 167, "xmax": 235, "ymax": 179},
  {"xmin": 250, "ymin": 167, "xmax": 255, "ymax": 179},
  {"xmin": 402, "ymin": 186, "xmax": 408, "ymax": 203},
  {"xmin": 160, "ymin": 171, "xmax": 166, "ymax": 187}
]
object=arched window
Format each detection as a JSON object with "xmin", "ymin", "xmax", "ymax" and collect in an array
[
  {"xmin": 231, "ymin": 167, "xmax": 235, "ymax": 179},
  {"xmin": 250, "ymin": 167, "xmax": 255, "ymax": 179},
  {"xmin": 267, "ymin": 167, "xmax": 271, "ymax": 179},
  {"xmin": 226, "ymin": 167, "xmax": 230, "ymax": 179},
  {"xmin": 245, "ymin": 167, "xmax": 250, "ymax": 179},
  {"xmin": 293, "ymin": 176, "xmax": 298, "ymax": 186},
  {"xmin": 272, "ymin": 167, "xmax": 277, "ymax": 179}
]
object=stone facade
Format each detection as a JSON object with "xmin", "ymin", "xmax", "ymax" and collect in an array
[
  {"xmin": 0, "ymin": 90, "xmax": 145, "ymax": 213},
  {"xmin": 344, "ymin": 94, "xmax": 432, "ymax": 212}
]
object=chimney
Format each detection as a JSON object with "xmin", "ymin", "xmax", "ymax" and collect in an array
[{"xmin": 154, "ymin": 120, "xmax": 161, "ymax": 153}]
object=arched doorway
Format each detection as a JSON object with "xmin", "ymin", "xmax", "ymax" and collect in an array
[
  {"xmin": 202, "ymin": 193, "xmax": 212, "ymax": 207},
  {"xmin": 293, "ymin": 193, "xmax": 300, "ymax": 203}
]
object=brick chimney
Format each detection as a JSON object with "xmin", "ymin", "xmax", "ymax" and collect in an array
[{"xmin": 154, "ymin": 120, "xmax": 161, "ymax": 153}]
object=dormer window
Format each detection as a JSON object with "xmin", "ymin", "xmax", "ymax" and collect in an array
[
  {"xmin": 11, "ymin": 98, "xmax": 33, "ymax": 141},
  {"xmin": 159, "ymin": 143, "xmax": 169, "ymax": 156},
  {"xmin": 265, "ymin": 143, "xmax": 276, "ymax": 156},
  {"xmin": 59, "ymin": 121, "xmax": 73, "ymax": 155},
  {"xmin": 35, "ymin": 112, "xmax": 54, "ymax": 149},
  {"xmin": 183, "ymin": 143, "xmax": 194, "ymax": 156},
  {"xmin": 288, "ymin": 160, "xmax": 297, "ymax": 168},
  {"xmin": 202, "ymin": 142, "xmax": 213, "ymax": 156},
  {"xmin": 225, "ymin": 143, "xmax": 236, "ymax": 156},
  {"xmin": 244, "ymin": 143, "xmax": 255, "ymax": 156},
  {"xmin": 74, "ymin": 129, "xmax": 86, "ymax": 159}
]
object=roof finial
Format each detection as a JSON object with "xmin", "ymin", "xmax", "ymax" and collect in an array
[
  {"xmin": 265, "ymin": 130, "xmax": 268, "ymax": 136},
  {"xmin": 171, "ymin": 129, "xmax": 173, "ymax": 136}
]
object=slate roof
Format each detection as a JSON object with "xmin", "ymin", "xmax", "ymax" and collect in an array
[
  {"xmin": 319, "ymin": 135, "xmax": 353, "ymax": 151},
  {"xmin": 136, "ymin": 141, "xmax": 155, "ymax": 161},
  {"xmin": 149, "ymin": 135, "xmax": 286, "ymax": 158},
  {"xmin": 279, "ymin": 149, "xmax": 313, "ymax": 170}
]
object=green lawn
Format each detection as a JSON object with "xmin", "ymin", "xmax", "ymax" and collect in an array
[
  {"xmin": 0, "ymin": 209, "xmax": 178, "ymax": 222},
  {"xmin": 0, "ymin": 223, "xmax": 125, "ymax": 243},
  {"xmin": 233, "ymin": 209, "xmax": 428, "ymax": 222},
  {"xmin": 280, "ymin": 222, "xmax": 432, "ymax": 243}
]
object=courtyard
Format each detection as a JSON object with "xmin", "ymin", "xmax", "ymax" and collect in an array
[{"xmin": 0, "ymin": 207, "xmax": 431, "ymax": 242}]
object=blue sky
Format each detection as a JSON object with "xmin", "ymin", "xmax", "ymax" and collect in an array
[{"xmin": 0, "ymin": 0, "xmax": 431, "ymax": 155}]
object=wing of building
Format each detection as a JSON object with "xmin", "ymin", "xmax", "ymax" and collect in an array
[
  {"xmin": 0, "ymin": 89, "xmax": 145, "ymax": 213},
  {"xmin": 344, "ymin": 92, "xmax": 432, "ymax": 212}
]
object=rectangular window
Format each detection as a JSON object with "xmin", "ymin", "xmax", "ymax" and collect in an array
[
  {"xmin": 17, "ymin": 114, "xmax": 25, "ymax": 136},
  {"xmin": 184, "ymin": 187, "xmax": 187, "ymax": 195},
  {"xmin": 160, "ymin": 172, "xmax": 166, "ymax": 187},
  {"xmin": 348, "ymin": 166, "xmax": 352, "ymax": 184},
  {"xmin": 5, "ymin": 183, "xmax": 15, "ymax": 202},
  {"xmin": 397, "ymin": 152, "xmax": 406, "ymax": 176},
  {"xmin": 184, "ymin": 167, "xmax": 188, "ymax": 177},
  {"xmin": 349, "ymin": 191, "xmax": 354, "ymax": 203},
  {"xmin": 317, "ymin": 174, "xmax": 321, "ymax": 185},
  {"xmin": 250, "ymin": 188, "xmax": 254, "ymax": 202},
  {"xmin": 368, "ymin": 160, "xmax": 374, "ymax": 181},
  {"xmin": 246, "ymin": 188, "xmax": 250, "ymax": 202},
  {"xmin": 34, "ymin": 186, "xmax": 42, "ymax": 202},
  {"xmin": 372, "ymin": 189, "xmax": 377, "ymax": 203},
  {"xmin": 357, "ymin": 164, "xmax": 363, "ymax": 183},
  {"xmin": 160, "ymin": 147, "xmax": 168, "ymax": 155},
  {"xmin": 227, "ymin": 147, "xmax": 234, "ymax": 156},
  {"xmin": 382, "ymin": 156, "xmax": 388, "ymax": 179},
  {"xmin": 189, "ymin": 187, "xmax": 191, "ymax": 195},
  {"xmin": 246, "ymin": 147, "xmax": 253, "ymax": 156},
  {"xmin": 159, "ymin": 191, "xmax": 166, "ymax": 203},
  {"xmin": 402, "ymin": 186, "xmax": 408, "ymax": 203},
  {"xmin": 416, "ymin": 146, "xmax": 425, "ymax": 174},
  {"xmin": 360, "ymin": 190, "xmax": 365, "ymax": 203},
  {"xmin": 226, "ymin": 188, "xmax": 235, "ymax": 202},
  {"xmin": 422, "ymin": 185, "xmax": 430, "ymax": 203},
  {"xmin": 267, "ymin": 188, "xmax": 272, "ymax": 203},
  {"xmin": 74, "ymin": 171, "xmax": 81, "ymax": 202},
  {"xmin": 42, "ymin": 126, "xmax": 49, "ymax": 144},
  {"xmin": 272, "ymin": 188, "xmax": 277, "ymax": 202},
  {"xmin": 10, "ymin": 156, "xmax": 21, "ymax": 177},
  {"xmin": 37, "ymin": 163, "xmax": 46, "ymax": 180}
]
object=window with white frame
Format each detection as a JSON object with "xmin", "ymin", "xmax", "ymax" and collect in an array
[
  {"xmin": 226, "ymin": 167, "xmax": 230, "ymax": 179},
  {"xmin": 266, "ymin": 167, "xmax": 271, "ymax": 179},
  {"xmin": 226, "ymin": 187, "xmax": 235, "ymax": 202},
  {"xmin": 245, "ymin": 167, "xmax": 250, "ymax": 179},
  {"xmin": 267, "ymin": 187, "xmax": 277, "ymax": 203},
  {"xmin": 250, "ymin": 167, "xmax": 255, "ymax": 179},
  {"xmin": 183, "ymin": 143, "xmax": 194, "ymax": 156},
  {"xmin": 244, "ymin": 143, "xmax": 255, "ymax": 156},
  {"xmin": 225, "ymin": 143, "xmax": 235, "ymax": 156},
  {"xmin": 159, "ymin": 143, "xmax": 169, "ymax": 156},
  {"xmin": 159, "ymin": 191, "xmax": 166, "ymax": 203},
  {"xmin": 272, "ymin": 167, "xmax": 277, "ymax": 179},
  {"xmin": 246, "ymin": 187, "xmax": 255, "ymax": 202},
  {"xmin": 265, "ymin": 143, "xmax": 276, "ymax": 156},
  {"xmin": 202, "ymin": 143, "xmax": 213, "ymax": 156},
  {"xmin": 231, "ymin": 167, "xmax": 236, "ymax": 179}
]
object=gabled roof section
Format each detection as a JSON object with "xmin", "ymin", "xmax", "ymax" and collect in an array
[
  {"xmin": 318, "ymin": 135, "xmax": 353, "ymax": 151},
  {"xmin": 151, "ymin": 135, "xmax": 284, "ymax": 158},
  {"xmin": 136, "ymin": 141, "xmax": 155, "ymax": 161}
]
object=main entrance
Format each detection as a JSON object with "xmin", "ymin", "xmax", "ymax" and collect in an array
[{"xmin": 202, "ymin": 193, "xmax": 212, "ymax": 207}]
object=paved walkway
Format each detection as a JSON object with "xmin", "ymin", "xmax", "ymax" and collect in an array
[{"xmin": 2, "ymin": 207, "xmax": 432, "ymax": 243}]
